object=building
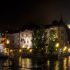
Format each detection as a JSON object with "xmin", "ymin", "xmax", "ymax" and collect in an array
[
  {"xmin": 20, "ymin": 30, "xmax": 33, "ymax": 49},
  {"xmin": 6, "ymin": 30, "xmax": 33, "ymax": 49},
  {"xmin": 6, "ymin": 33, "xmax": 20, "ymax": 48},
  {"xmin": 45, "ymin": 18, "xmax": 68, "ymax": 54},
  {"xmin": 5, "ymin": 18, "xmax": 69, "ymax": 55}
]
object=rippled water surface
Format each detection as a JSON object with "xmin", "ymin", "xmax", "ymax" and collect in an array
[{"xmin": 0, "ymin": 56, "xmax": 70, "ymax": 70}]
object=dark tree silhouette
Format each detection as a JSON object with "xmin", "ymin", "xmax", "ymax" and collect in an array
[{"xmin": 32, "ymin": 26, "xmax": 47, "ymax": 58}]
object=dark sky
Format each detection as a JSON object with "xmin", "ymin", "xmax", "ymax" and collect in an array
[
  {"xmin": 17, "ymin": 0, "xmax": 70, "ymax": 24},
  {"xmin": 0, "ymin": 0, "xmax": 70, "ymax": 31}
]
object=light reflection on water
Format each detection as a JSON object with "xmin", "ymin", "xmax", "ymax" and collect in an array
[
  {"xmin": 19, "ymin": 57, "xmax": 32, "ymax": 69},
  {"xmin": 0, "ymin": 56, "xmax": 70, "ymax": 70}
]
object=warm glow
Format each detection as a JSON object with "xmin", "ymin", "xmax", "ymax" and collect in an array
[
  {"xmin": 27, "ymin": 47, "xmax": 30, "ymax": 50},
  {"xmin": 3, "ymin": 48, "xmax": 7, "ymax": 54},
  {"xmin": 10, "ymin": 49, "xmax": 13, "ymax": 52},
  {"xmin": 6, "ymin": 39, "xmax": 10, "ymax": 45},
  {"xmin": 68, "ymin": 48, "xmax": 70, "ymax": 53},
  {"xmin": 63, "ymin": 46, "xmax": 67, "ymax": 52},
  {"xmin": 29, "ymin": 49, "xmax": 32, "ymax": 53},
  {"xmin": 55, "ymin": 43, "xmax": 59, "ymax": 48},
  {"xmin": 19, "ymin": 49, "xmax": 22, "ymax": 53},
  {"xmin": 67, "ymin": 24, "xmax": 70, "ymax": 29},
  {"xmin": 22, "ymin": 45, "xmax": 25, "ymax": 48}
]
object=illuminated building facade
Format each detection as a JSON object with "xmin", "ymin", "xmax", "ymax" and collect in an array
[
  {"xmin": 6, "ymin": 33, "xmax": 20, "ymax": 48},
  {"xmin": 45, "ymin": 19, "xmax": 68, "ymax": 53},
  {"xmin": 20, "ymin": 30, "xmax": 33, "ymax": 49},
  {"xmin": 6, "ymin": 30, "xmax": 33, "ymax": 49},
  {"xmin": 5, "ymin": 18, "xmax": 68, "ymax": 55}
]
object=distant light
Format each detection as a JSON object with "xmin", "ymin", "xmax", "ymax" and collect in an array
[
  {"xmin": 55, "ymin": 43, "xmax": 59, "ymax": 48},
  {"xmin": 19, "ymin": 49, "xmax": 22, "ymax": 53},
  {"xmin": 68, "ymin": 48, "xmax": 70, "ymax": 53},
  {"xmin": 63, "ymin": 46, "xmax": 67, "ymax": 52},
  {"xmin": 27, "ymin": 47, "xmax": 30, "ymax": 50},
  {"xmin": 6, "ymin": 39, "xmax": 10, "ymax": 45},
  {"xmin": 22, "ymin": 45, "xmax": 25, "ymax": 48},
  {"xmin": 3, "ymin": 48, "xmax": 7, "ymax": 54},
  {"xmin": 29, "ymin": 49, "xmax": 32, "ymax": 53},
  {"xmin": 67, "ymin": 24, "xmax": 70, "ymax": 29},
  {"xmin": 10, "ymin": 49, "xmax": 13, "ymax": 52}
]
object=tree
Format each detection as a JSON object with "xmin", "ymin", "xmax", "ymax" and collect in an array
[
  {"xmin": 48, "ymin": 40, "xmax": 56, "ymax": 54},
  {"xmin": 32, "ymin": 26, "xmax": 47, "ymax": 57},
  {"xmin": 47, "ymin": 29, "xmax": 58, "ymax": 55}
]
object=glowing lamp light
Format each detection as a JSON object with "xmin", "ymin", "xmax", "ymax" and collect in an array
[
  {"xmin": 63, "ymin": 46, "xmax": 67, "ymax": 52},
  {"xmin": 22, "ymin": 45, "xmax": 25, "ymax": 48},
  {"xmin": 29, "ymin": 49, "xmax": 32, "ymax": 53},
  {"xmin": 6, "ymin": 39, "xmax": 10, "ymax": 45},
  {"xmin": 3, "ymin": 48, "xmax": 7, "ymax": 54},
  {"xmin": 67, "ymin": 24, "xmax": 70, "ymax": 29},
  {"xmin": 68, "ymin": 48, "xmax": 70, "ymax": 53},
  {"xmin": 19, "ymin": 49, "xmax": 22, "ymax": 53},
  {"xmin": 10, "ymin": 49, "xmax": 13, "ymax": 52},
  {"xmin": 27, "ymin": 47, "xmax": 30, "ymax": 50},
  {"xmin": 55, "ymin": 43, "xmax": 59, "ymax": 48}
]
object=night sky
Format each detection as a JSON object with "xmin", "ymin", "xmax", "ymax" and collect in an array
[{"xmin": 0, "ymin": 0, "xmax": 70, "ymax": 31}]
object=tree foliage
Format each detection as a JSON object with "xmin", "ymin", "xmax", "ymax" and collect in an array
[{"xmin": 32, "ymin": 27, "xmax": 47, "ymax": 55}]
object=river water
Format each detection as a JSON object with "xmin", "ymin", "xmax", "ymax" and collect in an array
[{"xmin": 0, "ymin": 56, "xmax": 70, "ymax": 70}]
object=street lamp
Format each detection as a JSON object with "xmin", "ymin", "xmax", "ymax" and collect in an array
[
  {"xmin": 63, "ymin": 46, "xmax": 67, "ymax": 52},
  {"xmin": 68, "ymin": 48, "xmax": 70, "ymax": 53},
  {"xmin": 6, "ymin": 39, "xmax": 10, "ymax": 45},
  {"xmin": 29, "ymin": 49, "xmax": 32, "ymax": 53},
  {"xmin": 67, "ymin": 24, "xmax": 70, "ymax": 29},
  {"xmin": 55, "ymin": 43, "xmax": 59, "ymax": 48}
]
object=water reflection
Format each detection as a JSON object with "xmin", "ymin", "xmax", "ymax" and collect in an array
[
  {"xmin": 0, "ymin": 56, "xmax": 70, "ymax": 70},
  {"xmin": 46, "ymin": 56, "xmax": 70, "ymax": 70}
]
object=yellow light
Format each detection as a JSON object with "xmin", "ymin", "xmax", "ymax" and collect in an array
[
  {"xmin": 55, "ymin": 43, "xmax": 59, "ymax": 48},
  {"xmin": 6, "ymin": 39, "xmax": 10, "ymax": 45},
  {"xmin": 10, "ymin": 49, "xmax": 13, "ymax": 52},
  {"xmin": 27, "ymin": 47, "xmax": 30, "ymax": 50},
  {"xmin": 63, "ymin": 46, "xmax": 67, "ymax": 52},
  {"xmin": 22, "ymin": 45, "xmax": 25, "ymax": 48},
  {"xmin": 3, "ymin": 48, "xmax": 7, "ymax": 54},
  {"xmin": 29, "ymin": 49, "xmax": 32, "ymax": 53},
  {"xmin": 67, "ymin": 24, "xmax": 70, "ymax": 29},
  {"xmin": 19, "ymin": 49, "xmax": 22, "ymax": 53},
  {"xmin": 68, "ymin": 48, "xmax": 70, "ymax": 53}
]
